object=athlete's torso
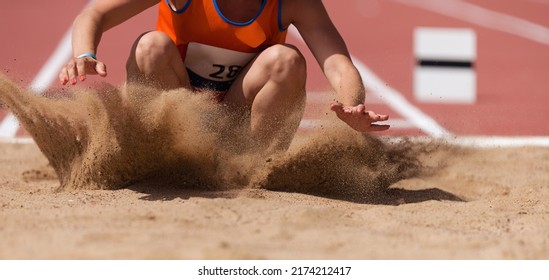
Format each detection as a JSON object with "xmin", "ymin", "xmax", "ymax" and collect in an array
[{"xmin": 156, "ymin": 0, "xmax": 287, "ymax": 92}]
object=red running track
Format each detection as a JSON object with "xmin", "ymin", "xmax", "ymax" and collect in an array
[{"xmin": 1, "ymin": 0, "xmax": 548, "ymax": 138}]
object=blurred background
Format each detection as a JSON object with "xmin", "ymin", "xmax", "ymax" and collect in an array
[{"xmin": 1, "ymin": 0, "xmax": 548, "ymax": 139}]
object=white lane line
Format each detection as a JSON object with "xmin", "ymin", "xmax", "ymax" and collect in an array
[
  {"xmin": 0, "ymin": 28, "xmax": 73, "ymax": 138},
  {"xmin": 4, "ymin": 136, "xmax": 549, "ymax": 148},
  {"xmin": 0, "ymin": 114, "xmax": 20, "ymax": 138},
  {"xmin": 30, "ymin": 29, "xmax": 73, "ymax": 93},
  {"xmin": 287, "ymin": 26, "xmax": 451, "ymax": 138},
  {"xmin": 0, "ymin": 137, "xmax": 35, "ymax": 144},
  {"xmin": 395, "ymin": 0, "xmax": 549, "ymax": 45},
  {"xmin": 351, "ymin": 57, "xmax": 452, "ymax": 138},
  {"xmin": 450, "ymin": 136, "xmax": 549, "ymax": 148},
  {"xmin": 387, "ymin": 136, "xmax": 549, "ymax": 148}
]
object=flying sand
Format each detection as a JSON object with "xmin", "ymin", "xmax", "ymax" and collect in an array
[{"xmin": 0, "ymin": 73, "xmax": 425, "ymax": 202}]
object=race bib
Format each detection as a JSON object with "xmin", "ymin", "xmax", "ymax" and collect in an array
[{"xmin": 184, "ymin": 42, "xmax": 257, "ymax": 82}]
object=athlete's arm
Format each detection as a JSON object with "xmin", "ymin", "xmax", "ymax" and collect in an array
[
  {"xmin": 59, "ymin": 0, "xmax": 158, "ymax": 85},
  {"xmin": 284, "ymin": 0, "xmax": 389, "ymax": 132}
]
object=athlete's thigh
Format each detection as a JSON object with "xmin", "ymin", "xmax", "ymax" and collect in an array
[
  {"xmin": 127, "ymin": 31, "xmax": 189, "ymax": 88},
  {"xmin": 222, "ymin": 52, "xmax": 270, "ymax": 108},
  {"xmin": 223, "ymin": 44, "xmax": 305, "ymax": 108}
]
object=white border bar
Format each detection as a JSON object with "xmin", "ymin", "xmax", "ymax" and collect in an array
[{"xmin": 0, "ymin": 260, "xmax": 546, "ymax": 280}]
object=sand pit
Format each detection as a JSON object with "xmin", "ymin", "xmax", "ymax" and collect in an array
[{"xmin": 0, "ymin": 75, "xmax": 548, "ymax": 259}]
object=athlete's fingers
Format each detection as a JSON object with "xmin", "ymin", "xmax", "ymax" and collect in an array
[
  {"xmin": 76, "ymin": 58, "xmax": 87, "ymax": 81},
  {"xmin": 66, "ymin": 60, "xmax": 78, "ymax": 85},
  {"xmin": 95, "ymin": 61, "xmax": 107, "ymax": 77},
  {"xmin": 59, "ymin": 66, "xmax": 69, "ymax": 85},
  {"xmin": 354, "ymin": 104, "xmax": 366, "ymax": 115},
  {"xmin": 330, "ymin": 102, "xmax": 344, "ymax": 115},
  {"xmin": 365, "ymin": 111, "xmax": 389, "ymax": 122}
]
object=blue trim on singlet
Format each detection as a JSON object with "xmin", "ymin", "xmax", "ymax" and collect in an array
[
  {"xmin": 213, "ymin": 0, "xmax": 267, "ymax": 26},
  {"xmin": 278, "ymin": 0, "xmax": 286, "ymax": 31},
  {"xmin": 165, "ymin": 0, "xmax": 192, "ymax": 14}
]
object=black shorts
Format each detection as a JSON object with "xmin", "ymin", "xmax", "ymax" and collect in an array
[{"xmin": 187, "ymin": 68, "xmax": 234, "ymax": 101}]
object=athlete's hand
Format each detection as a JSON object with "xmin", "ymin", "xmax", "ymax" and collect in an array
[
  {"xmin": 59, "ymin": 56, "xmax": 107, "ymax": 85},
  {"xmin": 330, "ymin": 102, "xmax": 390, "ymax": 132}
]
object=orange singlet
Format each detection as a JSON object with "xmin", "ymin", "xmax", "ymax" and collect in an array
[{"xmin": 156, "ymin": 0, "xmax": 287, "ymax": 96}]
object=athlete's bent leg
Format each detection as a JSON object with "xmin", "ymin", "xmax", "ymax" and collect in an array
[
  {"xmin": 223, "ymin": 44, "xmax": 307, "ymax": 152},
  {"xmin": 126, "ymin": 31, "xmax": 190, "ymax": 90}
]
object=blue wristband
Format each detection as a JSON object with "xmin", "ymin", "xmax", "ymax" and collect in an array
[{"xmin": 77, "ymin": 53, "xmax": 97, "ymax": 60}]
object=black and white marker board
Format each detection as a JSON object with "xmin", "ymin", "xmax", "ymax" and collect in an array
[{"xmin": 414, "ymin": 27, "xmax": 477, "ymax": 103}]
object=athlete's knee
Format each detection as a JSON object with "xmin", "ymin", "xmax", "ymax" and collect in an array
[
  {"xmin": 132, "ymin": 31, "xmax": 175, "ymax": 62},
  {"xmin": 264, "ymin": 44, "xmax": 306, "ymax": 83}
]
